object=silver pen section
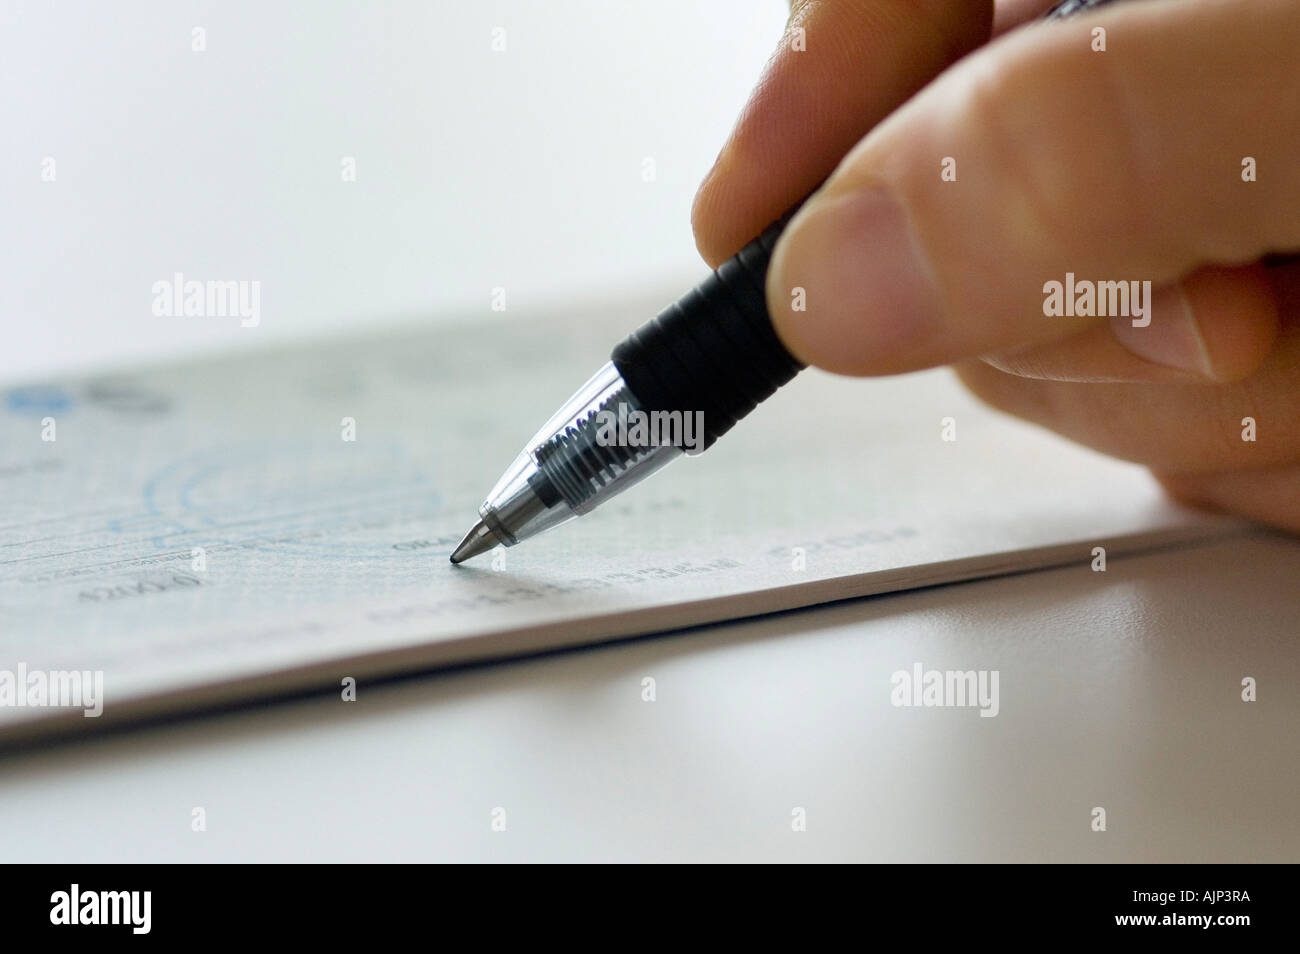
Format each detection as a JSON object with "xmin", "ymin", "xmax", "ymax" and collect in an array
[
  {"xmin": 449, "ymin": 361, "xmax": 684, "ymax": 564},
  {"xmin": 450, "ymin": 207, "xmax": 801, "ymax": 565}
]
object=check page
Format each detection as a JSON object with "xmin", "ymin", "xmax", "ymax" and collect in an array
[{"xmin": 0, "ymin": 299, "xmax": 1235, "ymax": 741}]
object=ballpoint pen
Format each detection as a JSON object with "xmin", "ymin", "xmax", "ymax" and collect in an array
[{"xmin": 451, "ymin": 0, "xmax": 1122, "ymax": 564}]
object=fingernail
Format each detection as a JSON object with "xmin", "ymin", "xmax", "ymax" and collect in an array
[
  {"xmin": 1109, "ymin": 284, "xmax": 1214, "ymax": 377},
  {"xmin": 768, "ymin": 188, "xmax": 943, "ymax": 373}
]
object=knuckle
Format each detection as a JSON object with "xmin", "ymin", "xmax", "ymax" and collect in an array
[{"xmin": 960, "ymin": 39, "xmax": 1155, "ymax": 256}]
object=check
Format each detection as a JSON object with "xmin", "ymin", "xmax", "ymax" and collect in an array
[{"xmin": 0, "ymin": 296, "xmax": 1237, "ymax": 742}]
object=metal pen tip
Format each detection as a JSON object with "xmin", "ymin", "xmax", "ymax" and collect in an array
[{"xmin": 449, "ymin": 518, "xmax": 501, "ymax": 564}]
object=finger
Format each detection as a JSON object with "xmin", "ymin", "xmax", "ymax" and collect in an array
[
  {"xmin": 982, "ymin": 264, "xmax": 1280, "ymax": 383},
  {"xmin": 1156, "ymin": 463, "xmax": 1300, "ymax": 535},
  {"xmin": 690, "ymin": 0, "xmax": 993, "ymax": 267},
  {"xmin": 768, "ymin": 0, "xmax": 1300, "ymax": 375},
  {"xmin": 952, "ymin": 313, "xmax": 1300, "ymax": 474}
]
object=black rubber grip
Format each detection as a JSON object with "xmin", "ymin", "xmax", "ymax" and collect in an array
[{"xmin": 610, "ymin": 213, "xmax": 804, "ymax": 450}]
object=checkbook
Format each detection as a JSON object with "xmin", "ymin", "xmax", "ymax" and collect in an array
[{"xmin": 0, "ymin": 297, "xmax": 1238, "ymax": 743}]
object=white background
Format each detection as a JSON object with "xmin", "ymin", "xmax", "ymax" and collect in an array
[{"xmin": 1, "ymin": 0, "xmax": 786, "ymax": 382}]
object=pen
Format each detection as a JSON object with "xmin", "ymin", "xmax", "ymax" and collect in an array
[{"xmin": 451, "ymin": 0, "xmax": 1121, "ymax": 564}]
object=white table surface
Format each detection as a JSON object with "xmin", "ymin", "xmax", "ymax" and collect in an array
[{"xmin": 3, "ymin": 530, "xmax": 1296, "ymax": 862}]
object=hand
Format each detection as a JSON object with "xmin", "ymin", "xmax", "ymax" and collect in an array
[{"xmin": 692, "ymin": 0, "xmax": 1300, "ymax": 533}]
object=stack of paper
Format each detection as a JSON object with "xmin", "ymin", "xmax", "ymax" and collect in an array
[{"xmin": 0, "ymin": 298, "xmax": 1236, "ymax": 742}]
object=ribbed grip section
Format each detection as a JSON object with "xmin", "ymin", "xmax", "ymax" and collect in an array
[
  {"xmin": 610, "ymin": 214, "xmax": 804, "ymax": 450},
  {"xmin": 531, "ymin": 390, "xmax": 653, "ymax": 509}
]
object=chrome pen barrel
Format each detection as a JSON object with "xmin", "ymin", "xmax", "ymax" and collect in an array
[{"xmin": 477, "ymin": 362, "xmax": 684, "ymax": 548}]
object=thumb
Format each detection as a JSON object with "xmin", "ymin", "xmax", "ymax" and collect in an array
[{"xmin": 767, "ymin": 0, "xmax": 1297, "ymax": 377}]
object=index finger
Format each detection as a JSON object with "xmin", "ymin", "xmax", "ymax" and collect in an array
[{"xmin": 690, "ymin": 0, "xmax": 993, "ymax": 267}]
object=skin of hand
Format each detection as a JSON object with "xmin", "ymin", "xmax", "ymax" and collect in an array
[{"xmin": 692, "ymin": 0, "xmax": 1300, "ymax": 533}]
